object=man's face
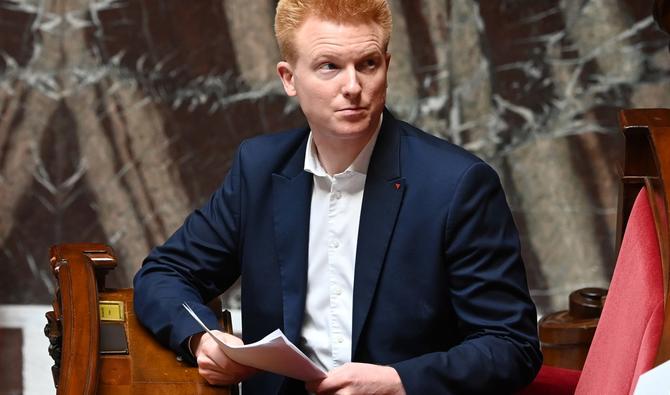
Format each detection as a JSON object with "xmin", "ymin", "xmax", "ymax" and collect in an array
[{"xmin": 277, "ymin": 17, "xmax": 390, "ymax": 144}]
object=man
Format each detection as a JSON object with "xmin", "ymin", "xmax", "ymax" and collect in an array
[{"xmin": 134, "ymin": 0, "xmax": 542, "ymax": 394}]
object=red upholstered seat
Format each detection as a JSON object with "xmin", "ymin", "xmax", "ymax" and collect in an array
[
  {"xmin": 576, "ymin": 187, "xmax": 664, "ymax": 394},
  {"xmin": 520, "ymin": 365, "xmax": 580, "ymax": 395},
  {"xmin": 520, "ymin": 187, "xmax": 664, "ymax": 395}
]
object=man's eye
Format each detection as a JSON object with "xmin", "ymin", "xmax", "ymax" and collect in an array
[
  {"xmin": 362, "ymin": 59, "xmax": 378, "ymax": 69},
  {"xmin": 319, "ymin": 63, "xmax": 337, "ymax": 71}
]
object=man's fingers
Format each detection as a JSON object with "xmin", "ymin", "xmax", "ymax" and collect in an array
[
  {"xmin": 198, "ymin": 366, "xmax": 238, "ymax": 386},
  {"xmin": 196, "ymin": 353, "xmax": 220, "ymax": 371},
  {"xmin": 305, "ymin": 379, "xmax": 324, "ymax": 393},
  {"xmin": 197, "ymin": 354, "xmax": 255, "ymax": 385},
  {"xmin": 308, "ymin": 363, "xmax": 406, "ymax": 395},
  {"xmin": 194, "ymin": 331, "xmax": 257, "ymax": 385},
  {"xmin": 308, "ymin": 376, "xmax": 345, "ymax": 394},
  {"xmin": 205, "ymin": 347, "xmax": 252, "ymax": 375},
  {"xmin": 218, "ymin": 332, "xmax": 244, "ymax": 346}
]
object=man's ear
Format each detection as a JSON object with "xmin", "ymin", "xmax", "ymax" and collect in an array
[{"xmin": 277, "ymin": 61, "xmax": 297, "ymax": 97}]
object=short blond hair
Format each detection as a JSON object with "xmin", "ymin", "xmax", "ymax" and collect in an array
[{"xmin": 275, "ymin": 0, "xmax": 392, "ymax": 63}]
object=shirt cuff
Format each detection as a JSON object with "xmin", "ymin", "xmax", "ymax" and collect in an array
[{"xmin": 188, "ymin": 334, "xmax": 197, "ymax": 358}]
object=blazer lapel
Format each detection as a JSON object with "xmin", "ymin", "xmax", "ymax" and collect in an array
[
  {"xmin": 352, "ymin": 112, "xmax": 406, "ymax": 356},
  {"xmin": 272, "ymin": 132, "xmax": 312, "ymax": 345}
]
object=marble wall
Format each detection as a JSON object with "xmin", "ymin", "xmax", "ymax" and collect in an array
[{"xmin": 1, "ymin": 0, "xmax": 670, "ymax": 316}]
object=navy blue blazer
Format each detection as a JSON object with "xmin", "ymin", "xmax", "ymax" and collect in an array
[{"xmin": 134, "ymin": 110, "xmax": 542, "ymax": 395}]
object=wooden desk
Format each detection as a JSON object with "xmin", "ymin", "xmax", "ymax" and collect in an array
[{"xmin": 45, "ymin": 243, "xmax": 232, "ymax": 395}]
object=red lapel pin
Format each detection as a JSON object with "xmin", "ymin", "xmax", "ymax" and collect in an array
[{"xmin": 394, "ymin": 182, "xmax": 401, "ymax": 190}]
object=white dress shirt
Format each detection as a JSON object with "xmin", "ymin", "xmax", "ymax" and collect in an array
[{"xmin": 300, "ymin": 127, "xmax": 380, "ymax": 372}]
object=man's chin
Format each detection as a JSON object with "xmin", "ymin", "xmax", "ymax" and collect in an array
[{"xmin": 329, "ymin": 121, "xmax": 376, "ymax": 139}]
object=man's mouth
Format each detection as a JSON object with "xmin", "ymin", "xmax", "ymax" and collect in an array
[{"xmin": 337, "ymin": 107, "xmax": 366, "ymax": 114}]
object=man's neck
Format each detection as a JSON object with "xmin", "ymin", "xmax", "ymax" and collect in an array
[
  {"xmin": 312, "ymin": 134, "xmax": 372, "ymax": 175},
  {"xmin": 310, "ymin": 114, "xmax": 384, "ymax": 175}
]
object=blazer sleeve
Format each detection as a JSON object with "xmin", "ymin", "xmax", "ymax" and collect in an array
[
  {"xmin": 133, "ymin": 142, "xmax": 246, "ymax": 364},
  {"xmin": 391, "ymin": 162, "xmax": 542, "ymax": 394}
]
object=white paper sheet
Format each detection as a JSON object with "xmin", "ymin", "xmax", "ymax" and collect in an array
[
  {"xmin": 183, "ymin": 303, "xmax": 327, "ymax": 381},
  {"xmin": 633, "ymin": 359, "xmax": 670, "ymax": 395}
]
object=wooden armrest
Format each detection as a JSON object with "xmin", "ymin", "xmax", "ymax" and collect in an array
[
  {"xmin": 45, "ymin": 243, "xmax": 234, "ymax": 395},
  {"xmin": 48, "ymin": 244, "xmax": 106, "ymax": 394}
]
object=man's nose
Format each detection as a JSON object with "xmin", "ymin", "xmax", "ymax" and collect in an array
[{"xmin": 341, "ymin": 67, "xmax": 362, "ymax": 97}]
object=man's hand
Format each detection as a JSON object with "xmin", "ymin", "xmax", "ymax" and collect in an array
[
  {"xmin": 306, "ymin": 362, "xmax": 406, "ymax": 395},
  {"xmin": 192, "ymin": 330, "xmax": 257, "ymax": 386}
]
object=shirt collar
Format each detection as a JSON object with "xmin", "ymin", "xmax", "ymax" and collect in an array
[{"xmin": 304, "ymin": 115, "xmax": 382, "ymax": 177}]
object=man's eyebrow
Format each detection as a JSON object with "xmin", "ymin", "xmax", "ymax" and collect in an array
[
  {"xmin": 358, "ymin": 49, "xmax": 384, "ymax": 58},
  {"xmin": 310, "ymin": 47, "xmax": 384, "ymax": 62}
]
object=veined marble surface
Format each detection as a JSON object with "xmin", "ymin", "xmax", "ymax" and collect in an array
[{"xmin": 1, "ymin": 1, "xmax": 670, "ymax": 318}]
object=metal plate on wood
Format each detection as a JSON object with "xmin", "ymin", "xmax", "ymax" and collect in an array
[{"xmin": 99, "ymin": 301, "xmax": 125, "ymax": 322}]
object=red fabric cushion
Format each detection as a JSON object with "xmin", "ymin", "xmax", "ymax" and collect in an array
[
  {"xmin": 575, "ymin": 187, "xmax": 663, "ymax": 395},
  {"xmin": 517, "ymin": 365, "xmax": 580, "ymax": 395},
  {"xmin": 629, "ymin": 301, "xmax": 664, "ymax": 392}
]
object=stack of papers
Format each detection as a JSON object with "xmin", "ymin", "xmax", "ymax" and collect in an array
[{"xmin": 183, "ymin": 303, "xmax": 326, "ymax": 381}]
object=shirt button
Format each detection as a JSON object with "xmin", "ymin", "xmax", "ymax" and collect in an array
[
  {"xmin": 332, "ymin": 191, "xmax": 342, "ymax": 199},
  {"xmin": 337, "ymin": 336, "xmax": 344, "ymax": 344},
  {"xmin": 335, "ymin": 287, "xmax": 343, "ymax": 295},
  {"xmin": 331, "ymin": 240, "xmax": 340, "ymax": 248}
]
